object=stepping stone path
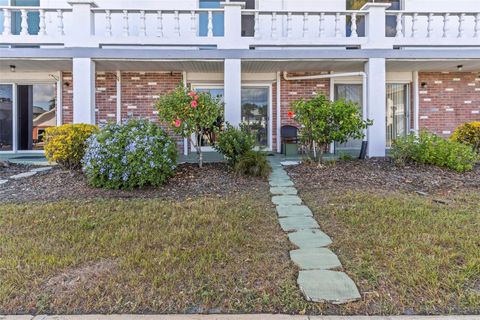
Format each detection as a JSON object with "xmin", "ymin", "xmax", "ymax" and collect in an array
[
  {"xmin": 1, "ymin": 166, "xmax": 53, "ymax": 186},
  {"xmin": 267, "ymin": 158, "xmax": 360, "ymax": 304}
]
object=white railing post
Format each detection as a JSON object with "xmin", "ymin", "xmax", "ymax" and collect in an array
[
  {"xmin": 66, "ymin": 1, "xmax": 97, "ymax": 47},
  {"xmin": 2, "ymin": 8, "xmax": 12, "ymax": 35},
  {"xmin": 20, "ymin": 9, "xmax": 28, "ymax": 35},
  {"xmin": 361, "ymin": 3, "xmax": 392, "ymax": 49},
  {"xmin": 220, "ymin": 1, "xmax": 246, "ymax": 49}
]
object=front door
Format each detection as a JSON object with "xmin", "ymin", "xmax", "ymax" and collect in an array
[
  {"xmin": 241, "ymin": 87, "xmax": 269, "ymax": 148},
  {"xmin": 334, "ymin": 84, "xmax": 363, "ymax": 153},
  {"xmin": 386, "ymin": 84, "xmax": 410, "ymax": 148}
]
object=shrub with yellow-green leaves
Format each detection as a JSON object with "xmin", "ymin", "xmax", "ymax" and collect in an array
[
  {"xmin": 451, "ymin": 121, "xmax": 480, "ymax": 153},
  {"xmin": 44, "ymin": 124, "xmax": 98, "ymax": 169}
]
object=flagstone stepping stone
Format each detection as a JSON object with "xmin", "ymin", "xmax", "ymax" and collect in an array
[
  {"xmin": 9, "ymin": 171, "xmax": 37, "ymax": 180},
  {"xmin": 278, "ymin": 216, "xmax": 320, "ymax": 232},
  {"xmin": 272, "ymin": 195, "xmax": 302, "ymax": 206},
  {"xmin": 270, "ymin": 187, "xmax": 298, "ymax": 195},
  {"xmin": 270, "ymin": 172, "xmax": 290, "ymax": 179},
  {"xmin": 276, "ymin": 205, "xmax": 312, "ymax": 217},
  {"xmin": 0, "ymin": 179, "xmax": 8, "ymax": 185},
  {"xmin": 288, "ymin": 229, "xmax": 332, "ymax": 248},
  {"xmin": 290, "ymin": 248, "xmax": 342, "ymax": 270},
  {"xmin": 281, "ymin": 161, "xmax": 300, "ymax": 166},
  {"xmin": 297, "ymin": 270, "xmax": 361, "ymax": 304},
  {"xmin": 269, "ymin": 179, "xmax": 294, "ymax": 187},
  {"xmin": 30, "ymin": 166, "xmax": 53, "ymax": 173}
]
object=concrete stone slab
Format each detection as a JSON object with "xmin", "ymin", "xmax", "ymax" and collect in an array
[
  {"xmin": 272, "ymin": 195, "xmax": 302, "ymax": 206},
  {"xmin": 270, "ymin": 187, "xmax": 298, "ymax": 195},
  {"xmin": 297, "ymin": 270, "xmax": 361, "ymax": 304},
  {"xmin": 276, "ymin": 205, "xmax": 312, "ymax": 217},
  {"xmin": 288, "ymin": 229, "xmax": 332, "ymax": 248},
  {"xmin": 30, "ymin": 166, "xmax": 53, "ymax": 173},
  {"xmin": 290, "ymin": 248, "xmax": 342, "ymax": 270},
  {"xmin": 281, "ymin": 161, "xmax": 300, "ymax": 166},
  {"xmin": 278, "ymin": 216, "xmax": 320, "ymax": 232},
  {"xmin": 9, "ymin": 171, "xmax": 36, "ymax": 180},
  {"xmin": 269, "ymin": 179, "xmax": 294, "ymax": 187},
  {"xmin": 269, "ymin": 172, "xmax": 290, "ymax": 179},
  {"xmin": 0, "ymin": 179, "xmax": 8, "ymax": 185}
]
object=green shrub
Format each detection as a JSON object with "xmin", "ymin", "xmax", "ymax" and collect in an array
[
  {"xmin": 392, "ymin": 131, "xmax": 479, "ymax": 172},
  {"xmin": 82, "ymin": 119, "xmax": 177, "ymax": 189},
  {"xmin": 214, "ymin": 123, "xmax": 256, "ymax": 165},
  {"xmin": 234, "ymin": 151, "xmax": 271, "ymax": 178},
  {"xmin": 44, "ymin": 124, "xmax": 98, "ymax": 169},
  {"xmin": 451, "ymin": 122, "xmax": 480, "ymax": 152}
]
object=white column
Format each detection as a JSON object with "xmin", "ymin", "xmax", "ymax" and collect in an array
[
  {"xmin": 56, "ymin": 71, "xmax": 63, "ymax": 126},
  {"xmin": 73, "ymin": 58, "xmax": 96, "ymax": 124},
  {"xmin": 224, "ymin": 59, "xmax": 242, "ymax": 126},
  {"xmin": 361, "ymin": 3, "xmax": 392, "ymax": 49},
  {"xmin": 365, "ymin": 58, "xmax": 386, "ymax": 158},
  {"xmin": 66, "ymin": 1, "xmax": 97, "ymax": 47},
  {"xmin": 219, "ymin": 1, "xmax": 248, "ymax": 49}
]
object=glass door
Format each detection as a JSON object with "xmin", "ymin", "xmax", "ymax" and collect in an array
[
  {"xmin": 194, "ymin": 87, "xmax": 224, "ymax": 149},
  {"xmin": 334, "ymin": 84, "xmax": 363, "ymax": 152},
  {"xmin": 386, "ymin": 84, "xmax": 410, "ymax": 148},
  {"xmin": 241, "ymin": 87, "xmax": 269, "ymax": 148},
  {"xmin": 0, "ymin": 84, "xmax": 13, "ymax": 151}
]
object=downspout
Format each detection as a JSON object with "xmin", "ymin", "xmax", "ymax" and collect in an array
[
  {"xmin": 283, "ymin": 71, "xmax": 369, "ymax": 159},
  {"xmin": 183, "ymin": 71, "xmax": 188, "ymax": 156},
  {"xmin": 413, "ymin": 71, "xmax": 420, "ymax": 136},
  {"xmin": 276, "ymin": 71, "xmax": 281, "ymax": 153},
  {"xmin": 116, "ymin": 70, "xmax": 121, "ymax": 124}
]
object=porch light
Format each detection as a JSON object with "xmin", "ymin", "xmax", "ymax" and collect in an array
[
  {"xmin": 9, "ymin": 65, "xmax": 16, "ymax": 72},
  {"xmin": 457, "ymin": 65, "xmax": 463, "ymax": 71}
]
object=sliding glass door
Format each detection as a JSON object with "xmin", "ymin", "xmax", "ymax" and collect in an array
[
  {"xmin": 386, "ymin": 84, "xmax": 410, "ymax": 148},
  {"xmin": 241, "ymin": 87, "xmax": 269, "ymax": 148},
  {"xmin": 334, "ymin": 84, "xmax": 363, "ymax": 152},
  {"xmin": 0, "ymin": 85, "xmax": 13, "ymax": 151}
]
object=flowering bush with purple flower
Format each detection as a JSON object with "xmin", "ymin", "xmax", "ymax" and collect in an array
[{"xmin": 82, "ymin": 119, "xmax": 177, "ymax": 189}]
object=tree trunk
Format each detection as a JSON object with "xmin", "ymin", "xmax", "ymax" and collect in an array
[{"xmin": 188, "ymin": 136, "xmax": 203, "ymax": 168}]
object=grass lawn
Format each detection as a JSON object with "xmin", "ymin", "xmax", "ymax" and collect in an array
[
  {"xmin": 0, "ymin": 192, "xmax": 317, "ymax": 315},
  {"xmin": 300, "ymin": 189, "xmax": 480, "ymax": 315}
]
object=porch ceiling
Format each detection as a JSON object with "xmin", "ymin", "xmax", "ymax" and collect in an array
[
  {"xmin": 94, "ymin": 60, "xmax": 224, "ymax": 72},
  {"xmin": 387, "ymin": 60, "xmax": 480, "ymax": 72},
  {"xmin": 0, "ymin": 59, "xmax": 72, "ymax": 72},
  {"xmin": 241, "ymin": 60, "xmax": 367, "ymax": 73}
]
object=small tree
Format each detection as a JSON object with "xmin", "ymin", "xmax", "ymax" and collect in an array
[
  {"xmin": 155, "ymin": 85, "xmax": 223, "ymax": 168},
  {"xmin": 290, "ymin": 94, "xmax": 372, "ymax": 162}
]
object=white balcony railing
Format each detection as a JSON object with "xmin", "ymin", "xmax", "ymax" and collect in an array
[{"xmin": 0, "ymin": 2, "xmax": 479, "ymax": 49}]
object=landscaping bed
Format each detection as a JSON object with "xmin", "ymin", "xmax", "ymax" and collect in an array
[
  {"xmin": 0, "ymin": 163, "xmax": 266, "ymax": 203},
  {"xmin": 286, "ymin": 159, "xmax": 480, "ymax": 315}
]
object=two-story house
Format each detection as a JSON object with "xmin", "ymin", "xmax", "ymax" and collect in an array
[{"xmin": 1, "ymin": 0, "xmax": 479, "ymax": 158}]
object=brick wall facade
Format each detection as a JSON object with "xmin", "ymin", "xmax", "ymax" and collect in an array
[
  {"xmin": 96, "ymin": 72, "xmax": 118, "ymax": 125},
  {"xmin": 272, "ymin": 74, "xmax": 330, "ymax": 150},
  {"xmin": 419, "ymin": 72, "xmax": 480, "ymax": 137},
  {"xmin": 61, "ymin": 72, "xmax": 73, "ymax": 124}
]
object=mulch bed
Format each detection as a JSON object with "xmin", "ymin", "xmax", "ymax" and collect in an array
[
  {"xmin": 287, "ymin": 158, "xmax": 480, "ymax": 196},
  {"xmin": 0, "ymin": 163, "xmax": 267, "ymax": 203}
]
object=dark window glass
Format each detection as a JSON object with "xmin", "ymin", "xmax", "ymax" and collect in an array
[
  {"xmin": 346, "ymin": 0, "xmax": 400, "ymax": 37},
  {"xmin": 11, "ymin": 0, "xmax": 40, "ymax": 35}
]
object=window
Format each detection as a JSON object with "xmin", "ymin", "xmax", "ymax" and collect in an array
[
  {"xmin": 11, "ymin": 0, "xmax": 40, "ymax": 35},
  {"xmin": 346, "ymin": 0, "xmax": 401, "ymax": 37},
  {"xmin": 194, "ymin": 87, "xmax": 224, "ymax": 148},
  {"xmin": 198, "ymin": 0, "xmax": 255, "ymax": 37}
]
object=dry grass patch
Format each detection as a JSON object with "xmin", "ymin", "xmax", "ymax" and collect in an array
[{"xmin": 0, "ymin": 192, "xmax": 319, "ymax": 315}]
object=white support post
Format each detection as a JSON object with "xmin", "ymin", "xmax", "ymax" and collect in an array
[
  {"xmin": 73, "ymin": 58, "xmax": 96, "ymax": 124},
  {"xmin": 56, "ymin": 71, "xmax": 63, "ymax": 126},
  {"xmin": 219, "ymin": 1, "xmax": 247, "ymax": 49},
  {"xmin": 224, "ymin": 59, "xmax": 242, "ymax": 127},
  {"xmin": 413, "ymin": 71, "xmax": 420, "ymax": 136},
  {"xmin": 116, "ymin": 71, "xmax": 121, "ymax": 124},
  {"xmin": 365, "ymin": 58, "xmax": 386, "ymax": 158},
  {"xmin": 66, "ymin": 1, "xmax": 97, "ymax": 47},
  {"xmin": 361, "ymin": 3, "xmax": 392, "ymax": 49}
]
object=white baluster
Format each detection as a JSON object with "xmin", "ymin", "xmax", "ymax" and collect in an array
[
  {"xmin": 105, "ymin": 10, "xmax": 112, "ymax": 37},
  {"xmin": 318, "ymin": 12, "xmax": 325, "ymax": 37},
  {"xmin": 335, "ymin": 13, "xmax": 341, "ymax": 37},
  {"xmin": 57, "ymin": 9, "xmax": 64, "ymax": 36},
  {"xmin": 443, "ymin": 13, "xmax": 450, "ymax": 38},
  {"xmin": 207, "ymin": 10, "xmax": 213, "ymax": 37},
  {"xmin": 350, "ymin": 12, "xmax": 358, "ymax": 38},
  {"xmin": 458, "ymin": 13, "xmax": 465, "ymax": 38},
  {"xmin": 271, "ymin": 12, "xmax": 277, "ymax": 39},
  {"xmin": 411, "ymin": 13, "xmax": 418, "ymax": 38},
  {"xmin": 475, "ymin": 13, "xmax": 480, "ymax": 38},
  {"xmin": 20, "ymin": 9, "xmax": 28, "ymax": 35},
  {"xmin": 395, "ymin": 12, "xmax": 403, "ymax": 37},
  {"xmin": 157, "ymin": 11, "xmax": 164, "ymax": 37},
  {"xmin": 140, "ymin": 10, "xmax": 147, "ymax": 36},
  {"xmin": 39, "ymin": 9, "xmax": 46, "ymax": 36},
  {"xmin": 174, "ymin": 11, "xmax": 180, "ymax": 37},
  {"xmin": 286, "ymin": 12, "xmax": 292, "ymax": 38},
  {"xmin": 427, "ymin": 13, "xmax": 434, "ymax": 38},
  {"xmin": 302, "ymin": 13, "xmax": 309, "ymax": 38},
  {"xmin": 2, "ymin": 9, "xmax": 11, "ymax": 35},
  {"xmin": 190, "ymin": 11, "xmax": 196, "ymax": 37},
  {"xmin": 254, "ymin": 11, "xmax": 260, "ymax": 38},
  {"xmin": 122, "ymin": 10, "xmax": 129, "ymax": 37}
]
